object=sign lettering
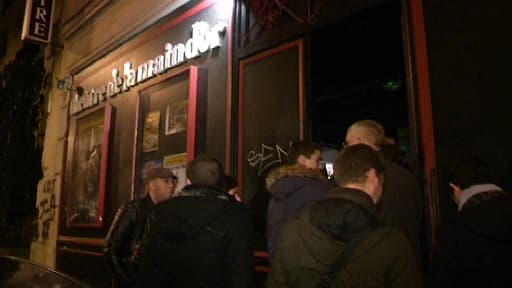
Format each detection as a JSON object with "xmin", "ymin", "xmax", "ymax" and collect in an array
[
  {"xmin": 70, "ymin": 21, "xmax": 227, "ymax": 115},
  {"xmin": 22, "ymin": 0, "xmax": 55, "ymax": 43}
]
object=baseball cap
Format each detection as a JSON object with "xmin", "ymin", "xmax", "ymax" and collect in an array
[{"xmin": 143, "ymin": 167, "xmax": 177, "ymax": 184}]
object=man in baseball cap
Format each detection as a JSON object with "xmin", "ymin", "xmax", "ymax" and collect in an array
[
  {"xmin": 143, "ymin": 167, "xmax": 178, "ymax": 203},
  {"xmin": 105, "ymin": 167, "xmax": 178, "ymax": 287}
]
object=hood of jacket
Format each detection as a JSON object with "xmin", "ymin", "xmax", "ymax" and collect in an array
[
  {"xmin": 309, "ymin": 187, "xmax": 380, "ymax": 242},
  {"xmin": 151, "ymin": 184, "xmax": 242, "ymax": 241},
  {"xmin": 456, "ymin": 191, "xmax": 512, "ymax": 240},
  {"xmin": 266, "ymin": 164, "xmax": 328, "ymax": 194},
  {"xmin": 283, "ymin": 197, "xmax": 395, "ymax": 270}
]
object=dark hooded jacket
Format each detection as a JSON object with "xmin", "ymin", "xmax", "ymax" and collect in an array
[
  {"xmin": 265, "ymin": 165, "xmax": 330, "ymax": 258},
  {"xmin": 379, "ymin": 158, "xmax": 423, "ymax": 263},
  {"xmin": 429, "ymin": 188, "xmax": 512, "ymax": 288},
  {"xmin": 136, "ymin": 184, "xmax": 254, "ymax": 288},
  {"xmin": 266, "ymin": 187, "xmax": 422, "ymax": 288}
]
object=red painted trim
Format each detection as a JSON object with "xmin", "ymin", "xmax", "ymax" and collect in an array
[
  {"xmin": 78, "ymin": 0, "xmax": 216, "ymax": 82},
  {"xmin": 255, "ymin": 266, "xmax": 271, "ymax": 273},
  {"xmin": 58, "ymin": 247, "xmax": 104, "ymax": 258},
  {"xmin": 298, "ymin": 40, "xmax": 305, "ymax": 140},
  {"xmin": 57, "ymin": 235, "xmax": 105, "ymax": 257},
  {"xmin": 58, "ymin": 236, "xmax": 105, "ymax": 246},
  {"xmin": 225, "ymin": 3, "xmax": 234, "ymax": 173},
  {"xmin": 237, "ymin": 60, "xmax": 245, "ymax": 200},
  {"xmin": 130, "ymin": 95, "xmax": 141, "ymax": 200},
  {"xmin": 253, "ymin": 250, "xmax": 269, "ymax": 258},
  {"xmin": 410, "ymin": 0, "xmax": 436, "ymax": 171},
  {"xmin": 410, "ymin": 0, "xmax": 438, "ymax": 246},
  {"xmin": 237, "ymin": 39, "xmax": 304, "ymax": 199},
  {"xmin": 240, "ymin": 39, "xmax": 304, "ymax": 66},
  {"xmin": 187, "ymin": 66, "xmax": 199, "ymax": 162},
  {"xmin": 97, "ymin": 103, "xmax": 112, "ymax": 226},
  {"xmin": 253, "ymin": 251, "xmax": 270, "ymax": 273}
]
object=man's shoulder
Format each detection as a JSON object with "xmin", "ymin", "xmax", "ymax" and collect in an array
[
  {"xmin": 382, "ymin": 157, "xmax": 420, "ymax": 193},
  {"xmin": 361, "ymin": 225, "xmax": 414, "ymax": 259},
  {"xmin": 123, "ymin": 197, "xmax": 148, "ymax": 210},
  {"xmin": 150, "ymin": 197, "xmax": 183, "ymax": 217},
  {"xmin": 384, "ymin": 158, "xmax": 415, "ymax": 177},
  {"xmin": 153, "ymin": 192, "xmax": 249, "ymax": 220}
]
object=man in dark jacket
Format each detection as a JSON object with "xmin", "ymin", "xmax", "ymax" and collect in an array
[
  {"xmin": 137, "ymin": 155, "xmax": 254, "ymax": 288},
  {"xmin": 429, "ymin": 155, "xmax": 512, "ymax": 288},
  {"xmin": 265, "ymin": 141, "xmax": 330, "ymax": 258},
  {"xmin": 267, "ymin": 144, "xmax": 421, "ymax": 288},
  {"xmin": 104, "ymin": 167, "xmax": 177, "ymax": 287},
  {"xmin": 345, "ymin": 120, "xmax": 423, "ymax": 262}
]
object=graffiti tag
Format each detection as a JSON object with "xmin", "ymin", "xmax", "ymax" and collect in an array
[
  {"xmin": 247, "ymin": 144, "xmax": 287, "ymax": 176},
  {"xmin": 36, "ymin": 178, "xmax": 57, "ymax": 240}
]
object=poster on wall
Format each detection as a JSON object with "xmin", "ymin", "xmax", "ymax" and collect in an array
[
  {"xmin": 165, "ymin": 100, "xmax": 188, "ymax": 135},
  {"xmin": 133, "ymin": 66, "xmax": 202, "ymax": 199},
  {"xmin": 163, "ymin": 153, "xmax": 187, "ymax": 192},
  {"xmin": 143, "ymin": 111, "xmax": 160, "ymax": 152},
  {"xmin": 67, "ymin": 104, "xmax": 112, "ymax": 227}
]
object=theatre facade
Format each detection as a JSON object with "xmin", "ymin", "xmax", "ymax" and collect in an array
[{"xmin": 32, "ymin": 0, "xmax": 443, "ymax": 286}]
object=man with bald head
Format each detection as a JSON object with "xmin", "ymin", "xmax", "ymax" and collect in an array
[
  {"xmin": 345, "ymin": 119, "xmax": 385, "ymax": 149},
  {"xmin": 345, "ymin": 120, "xmax": 423, "ymax": 265}
]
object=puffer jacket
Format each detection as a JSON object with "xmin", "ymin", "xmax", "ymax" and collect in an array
[
  {"xmin": 266, "ymin": 164, "xmax": 330, "ymax": 258},
  {"xmin": 266, "ymin": 187, "xmax": 422, "ymax": 288},
  {"xmin": 104, "ymin": 196, "xmax": 154, "ymax": 287},
  {"xmin": 137, "ymin": 184, "xmax": 255, "ymax": 288}
]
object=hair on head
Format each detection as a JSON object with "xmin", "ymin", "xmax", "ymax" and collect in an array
[
  {"xmin": 348, "ymin": 120, "xmax": 385, "ymax": 148},
  {"xmin": 334, "ymin": 144, "xmax": 385, "ymax": 187},
  {"xmin": 186, "ymin": 155, "xmax": 224, "ymax": 187},
  {"xmin": 449, "ymin": 154, "xmax": 491, "ymax": 189},
  {"xmin": 287, "ymin": 141, "xmax": 321, "ymax": 164}
]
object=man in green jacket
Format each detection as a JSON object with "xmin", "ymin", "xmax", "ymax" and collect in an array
[{"xmin": 266, "ymin": 144, "xmax": 421, "ymax": 288}]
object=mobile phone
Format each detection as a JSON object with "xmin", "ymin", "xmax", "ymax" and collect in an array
[{"xmin": 325, "ymin": 162, "xmax": 334, "ymax": 179}]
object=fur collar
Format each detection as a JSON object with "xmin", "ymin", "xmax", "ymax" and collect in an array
[{"xmin": 265, "ymin": 164, "xmax": 327, "ymax": 193}]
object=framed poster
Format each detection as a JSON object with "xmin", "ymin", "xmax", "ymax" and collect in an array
[
  {"xmin": 165, "ymin": 100, "xmax": 188, "ymax": 135},
  {"xmin": 142, "ymin": 110, "xmax": 161, "ymax": 152},
  {"xmin": 131, "ymin": 66, "xmax": 205, "ymax": 198},
  {"xmin": 66, "ymin": 104, "xmax": 112, "ymax": 228}
]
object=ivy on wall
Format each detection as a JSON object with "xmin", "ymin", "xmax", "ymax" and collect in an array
[{"xmin": 0, "ymin": 42, "xmax": 48, "ymax": 247}]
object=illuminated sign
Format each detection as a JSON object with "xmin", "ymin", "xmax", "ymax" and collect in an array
[
  {"xmin": 22, "ymin": 0, "xmax": 55, "ymax": 44},
  {"xmin": 71, "ymin": 21, "xmax": 227, "ymax": 115}
]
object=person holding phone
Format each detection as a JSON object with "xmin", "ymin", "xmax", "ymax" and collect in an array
[{"xmin": 429, "ymin": 154, "xmax": 512, "ymax": 288}]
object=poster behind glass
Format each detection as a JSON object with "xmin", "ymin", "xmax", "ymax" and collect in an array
[
  {"xmin": 136, "ymin": 70, "xmax": 190, "ymax": 197},
  {"xmin": 67, "ymin": 105, "xmax": 111, "ymax": 227}
]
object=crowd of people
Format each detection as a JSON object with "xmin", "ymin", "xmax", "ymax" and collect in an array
[{"xmin": 104, "ymin": 119, "xmax": 512, "ymax": 288}]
